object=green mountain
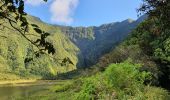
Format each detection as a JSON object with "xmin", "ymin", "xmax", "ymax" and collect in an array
[
  {"xmin": 9, "ymin": 14, "xmax": 170, "ymax": 99},
  {"xmin": 0, "ymin": 15, "xmax": 145, "ymax": 80},
  {"xmin": 94, "ymin": 15, "xmax": 170, "ymax": 90},
  {"xmin": 59, "ymin": 16, "xmax": 145, "ymax": 67},
  {"xmin": 0, "ymin": 16, "xmax": 79, "ymax": 80}
]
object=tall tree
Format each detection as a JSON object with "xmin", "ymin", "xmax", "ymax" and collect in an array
[
  {"xmin": 137, "ymin": 0, "xmax": 170, "ymax": 57},
  {"xmin": 137, "ymin": 0, "xmax": 170, "ymax": 89},
  {"xmin": 138, "ymin": 0, "xmax": 170, "ymax": 31}
]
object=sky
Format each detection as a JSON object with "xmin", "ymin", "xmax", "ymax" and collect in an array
[{"xmin": 25, "ymin": 0, "xmax": 142, "ymax": 27}]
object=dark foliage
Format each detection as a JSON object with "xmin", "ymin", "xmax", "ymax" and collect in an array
[
  {"xmin": 0, "ymin": 0, "xmax": 56, "ymax": 62},
  {"xmin": 134, "ymin": 0, "xmax": 170, "ymax": 89},
  {"xmin": 138, "ymin": 0, "xmax": 170, "ymax": 31}
]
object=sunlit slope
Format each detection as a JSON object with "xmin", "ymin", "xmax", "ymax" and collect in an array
[
  {"xmin": 0, "ymin": 15, "xmax": 145, "ymax": 80},
  {"xmin": 0, "ymin": 16, "xmax": 79, "ymax": 80}
]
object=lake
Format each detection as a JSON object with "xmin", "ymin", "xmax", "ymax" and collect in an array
[{"xmin": 0, "ymin": 80, "xmax": 65, "ymax": 100}]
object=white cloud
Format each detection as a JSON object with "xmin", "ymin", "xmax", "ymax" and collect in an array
[
  {"xmin": 50, "ymin": 0, "xmax": 79, "ymax": 24},
  {"xmin": 25, "ymin": 0, "xmax": 45, "ymax": 6}
]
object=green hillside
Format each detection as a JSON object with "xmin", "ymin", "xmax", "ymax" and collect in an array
[
  {"xmin": 60, "ymin": 17, "xmax": 144, "ymax": 67},
  {"xmin": 0, "ymin": 0, "xmax": 170, "ymax": 100},
  {"xmin": 0, "ymin": 14, "xmax": 144, "ymax": 80},
  {"xmin": 0, "ymin": 15, "xmax": 79, "ymax": 80},
  {"xmin": 39, "ymin": 14, "xmax": 170, "ymax": 100},
  {"xmin": 92, "ymin": 17, "xmax": 170, "ymax": 90}
]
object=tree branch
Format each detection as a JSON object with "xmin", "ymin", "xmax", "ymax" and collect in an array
[{"xmin": 8, "ymin": 19, "xmax": 40, "ymax": 50}]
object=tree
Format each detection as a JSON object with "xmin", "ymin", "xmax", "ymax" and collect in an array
[
  {"xmin": 138, "ymin": 0, "xmax": 170, "ymax": 31},
  {"xmin": 0, "ymin": 0, "xmax": 74, "ymax": 65},
  {"xmin": 137, "ymin": 0, "xmax": 170, "ymax": 60},
  {"xmin": 0, "ymin": 0, "xmax": 55, "ymax": 57},
  {"xmin": 137, "ymin": 0, "xmax": 170, "ymax": 89}
]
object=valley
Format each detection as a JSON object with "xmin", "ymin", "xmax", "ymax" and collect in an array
[
  {"xmin": 0, "ymin": 0, "xmax": 170, "ymax": 99},
  {"xmin": 0, "ymin": 15, "xmax": 145, "ymax": 80}
]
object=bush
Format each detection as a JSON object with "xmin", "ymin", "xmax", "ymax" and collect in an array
[
  {"xmin": 73, "ymin": 61, "xmax": 169, "ymax": 100},
  {"xmin": 143, "ymin": 86, "xmax": 170, "ymax": 100}
]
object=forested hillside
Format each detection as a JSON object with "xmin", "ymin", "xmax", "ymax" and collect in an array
[
  {"xmin": 0, "ymin": 14, "xmax": 145, "ymax": 80},
  {"xmin": 60, "ymin": 16, "xmax": 146, "ymax": 67},
  {"xmin": 0, "ymin": 15, "xmax": 79, "ymax": 80},
  {"xmin": 0, "ymin": 0, "xmax": 170, "ymax": 100},
  {"xmin": 48, "ymin": 1, "xmax": 170, "ymax": 99}
]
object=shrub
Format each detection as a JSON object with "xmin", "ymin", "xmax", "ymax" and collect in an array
[{"xmin": 73, "ymin": 60, "xmax": 169, "ymax": 100}]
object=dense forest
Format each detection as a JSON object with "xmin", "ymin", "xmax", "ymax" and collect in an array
[{"xmin": 0, "ymin": 0, "xmax": 170, "ymax": 100}]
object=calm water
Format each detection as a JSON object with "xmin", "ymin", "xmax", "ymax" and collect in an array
[{"xmin": 0, "ymin": 83, "xmax": 52, "ymax": 100}]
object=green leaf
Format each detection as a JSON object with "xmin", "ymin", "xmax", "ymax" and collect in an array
[
  {"xmin": 20, "ymin": 22, "xmax": 28, "ymax": 27},
  {"xmin": 7, "ymin": 5, "xmax": 16, "ymax": 12},
  {"xmin": 34, "ymin": 28, "xmax": 42, "ymax": 34},
  {"xmin": 15, "ymin": 15, "xmax": 19, "ymax": 21},
  {"xmin": 20, "ymin": 16, "xmax": 27, "ymax": 23},
  {"xmin": 44, "ymin": 32, "xmax": 50, "ymax": 37},
  {"xmin": 31, "ymin": 24, "xmax": 39, "ymax": 28}
]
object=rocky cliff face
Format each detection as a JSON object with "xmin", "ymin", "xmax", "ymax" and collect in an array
[{"xmin": 60, "ymin": 16, "xmax": 146, "ymax": 67}]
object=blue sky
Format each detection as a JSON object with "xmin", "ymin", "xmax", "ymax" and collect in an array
[{"xmin": 25, "ymin": 0, "xmax": 142, "ymax": 27}]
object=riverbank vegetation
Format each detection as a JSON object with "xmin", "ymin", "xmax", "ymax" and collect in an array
[{"xmin": 13, "ymin": 61, "xmax": 170, "ymax": 100}]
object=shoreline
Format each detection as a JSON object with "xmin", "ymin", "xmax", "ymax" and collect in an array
[
  {"xmin": 0, "ymin": 80, "xmax": 37, "ymax": 85},
  {"xmin": 0, "ymin": 80, "xmax": 65, "ymax": 87}
]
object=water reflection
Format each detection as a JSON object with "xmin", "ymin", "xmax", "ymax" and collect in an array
[{"xmin": 0, "ymin": 85, "xmax": 50, "ymax": 100}]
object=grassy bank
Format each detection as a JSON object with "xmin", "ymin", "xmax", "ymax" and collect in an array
[
  {"xmin": 0, "ymin": 80, "xmax": 70, "ymax": 87},
  {"xmin": 12, "ymin": 61, "xmax": 170, "ymax": 100},
  {"xmin": 0, "ymin": 80, "xmax": 37, "ymax": 85}
]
